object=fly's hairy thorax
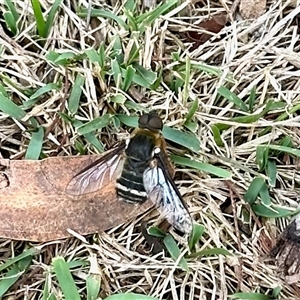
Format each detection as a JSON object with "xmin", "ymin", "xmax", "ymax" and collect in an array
[{"xmin": 116, "ymin": 130, "xmax": 160, "ymax": 203}]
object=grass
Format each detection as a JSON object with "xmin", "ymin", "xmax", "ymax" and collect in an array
[{"xmin": 0, "ymin": 0, "xmax": 300, "ymax": 299}]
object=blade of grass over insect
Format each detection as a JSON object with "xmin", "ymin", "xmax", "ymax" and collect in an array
[
  {"xmin": 106, "ymin": 294, "xmax": 159, "ymax": 300},
  {"xmin": 52, "ymin": 257, "xmax": 80, "ymax": 300},
  {"xmin": 218, "ymin": 86, "xmax": 248, "ymax": 112},
  {"xmin": 0, "ymin": 255, "xmax": 33, "ymax": 297},
  {"xmin": 229, "ymin": 292, "xmax": 271, "ymax": 299},
  {"xmin": 45, "ymin": 0, "xmax": 63, "ymax": 37},
  {"xmin": 244, "ymin": 177, "xmax": 265, "ymax": 205},
  {"xmin": 0, "ymin": 93, "xmax": 26, "ymax": 120},
  {"xmin": 25, "ymin": 126, "xmax": 44, "ymax": 160},
  {"xmin": 77, "ymin": 115, "xmax": 113, "ymax": 135},
  {"xmin": 78, "ymin": 8, "xmax": 127, "ymax": 28},
  {"xmin": 188, "ymin": 224, "xmax": 205, "ymax": 251},
  {"xmin": 171, "ymin": 155, "xmax": 232, "ymax": 178},
  {"xmin": 187, "ymin": 248, "xmax": 232, "ymax": 259},
  {"xmin": 148, "ymin": 226, "xmax": 167, "ymax": 238},
  {"xmin": 68, "ymin": 73, "xmax": 85, "ymax": 115},
  {"xmin": 31, "ymin": 0, "xmax": 46, "ymax": 38},
  {"xmin": 163, "ymin": 234, "xmax": 189, "ymax": 271}
]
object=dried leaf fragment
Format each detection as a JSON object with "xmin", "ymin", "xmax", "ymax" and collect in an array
[
  {"xmin": 186, "ymin": 13, "xmax": 228, "ymax": 49},
  {"xmin": 0, "ymin": 156, "xmax": 152, "ymax": 242}
]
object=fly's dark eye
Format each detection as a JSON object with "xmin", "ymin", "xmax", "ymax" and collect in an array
[
  {"xmin": 138, "ymin": 111, "xmax": 163, "ymax": 132},
  {"xmin": 148, "ymin": 116, "xmax": 163, "ymax": 132},
  {"xmin": 138, "ymin": 114, "xmax": 149, "ymax": 128}
]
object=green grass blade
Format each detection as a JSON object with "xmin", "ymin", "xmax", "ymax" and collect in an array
[
  {"xmin": 0, "ymin": 255, "xmax": 33, "ymax": 297},
  {"xmin": 137, "ymin": 0, "xmax": 177, "ymax": 31},
  {"xmin": 171, "ymin": 155, "xmax": 232, "ymax": 178},
  {"xmin": 218, "ymin": 86, "xmax": 248, "ymax": 112},
  {"xmin": 132, "ymin": 63, "xmax": 157, "ymax": 85},
  {"xmin": 244, "ymin": 177, "xmax": 264, "ymax": 205},
  {"xmin": 86, "ymin": 274, "xmax": 101, "ymax": 300},
  {"xmin": 260, "ymin": 144, "xmax": 300, "ymax": 157},
  {"xmin": 188, "ymin": 223, "xmax": 205, "ymax": 251},
  {"xmin": 0, "ymin": 93, "xmax": 26, "ymax": 120},
  {"xmin": 163, "ymin": 127, "xmax": 200, "ymax": 153},
  {"xmin": 78, "ymin": 8, "xmax": 127, "ymax": 28},
  {"xmin": 4, "ymin": 11, "xmax": 17, "ymax": 35},
  {"xmin": 68, "ymin": 73, "xmax": 85, "ymax": 115},
  {"xmin": 229, "ymin": 292, "xmax": 270, "ymax": 299},
  {"xmin": 24, "ymin": 83, "xmax": 61, "ymax": 108},
  {"xmin": 31, "ymin": 0, "xmax": 47, "ymax": 38},
  {"xmin": 25, "ymin": 126, "xmax": 44, "ymax": 160},
  {"xmin": 147, "ymin": 226, "xmax": 167, "ymax": 238},
  {"xmin": 5, "ymin": 0, "xmax": 19, "ymax": 22},
  {"xmin": 73, "ymin": 120, "xmax": 104, "ymax": 152},
  {"xmin": 187, "ymin": 247, "xmax": 232, "ymax": 259},
  {"xmin": 252, "ymin": 204, "xmax": 298, "ymax": 218},
  {"xmin": 267, "ymin": 160, "xmax": 277, "ymax": 187},
  {"xmin": 77, "ymin": 114, "xmax": 113, "ymax": 135},
  {"xmin": 45, "ymin": 0, "xmax": 63, "ymax": 37},
  {"xmin": 163, "ymin": 234, "xmax": 189, "ymax": 271},
  {"xmin": 211, "ymin": 124, "xmax": 224, "ymax": 147},
  {"xmin": 259, "ymin": 182, "xmax": 271, "ymax": 206},
  {"xmin": 122, "ymin": 65, "xmax": 136, "ymax": 91},
  {"xmin": 0, "ymin": 248, "xmax": 38, "ymax": 272},
  {"xmin": 52, "ymin": 257, "xmax": 80, "ymax": 300},
  {"xmin": 185, "ymin": 99, "xmax": 198, "ymax": 123}
]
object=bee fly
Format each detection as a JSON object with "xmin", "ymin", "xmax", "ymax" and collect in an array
[{"xmin": 66, "ymin": 111, "xmax": 192, "ymax": 234}]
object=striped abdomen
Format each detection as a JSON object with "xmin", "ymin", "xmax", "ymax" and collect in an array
[{"xmin": 116, "ymin": 130, "xmax": 157, "ymax": 203}]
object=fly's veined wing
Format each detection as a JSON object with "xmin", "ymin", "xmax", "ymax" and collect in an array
[
  {"xmin": 143, "ymin": 164, "xmax": 193, "ymax": 234},
  {"xmin": 66, "ymin": 142, "xmax": 126, "ymax": 196}
]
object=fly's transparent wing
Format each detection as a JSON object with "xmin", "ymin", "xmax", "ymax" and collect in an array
[
  {"xmin": 66, "ymin": 142, "xmax": 126, "ymax": 196},
  {"xmin": 143, "ymin": 165, "xmax": 192, "ymax": 234}
]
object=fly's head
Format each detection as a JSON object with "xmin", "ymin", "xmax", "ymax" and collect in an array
[{"xmin": 138, "ymin": 111, "xmax": 163, "ymax": 133}]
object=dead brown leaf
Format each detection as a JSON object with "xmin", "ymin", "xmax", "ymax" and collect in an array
[
  {"xmin": 239, "ymin": 0, "xmax": 266, "ymax": 19},
  {"xmin": 186, "ymin": 13, "xmax": 228, "ymax": 49},
  {"xmin": 0, "ymin": 156, "xmax": 152, "ymax": 242}
]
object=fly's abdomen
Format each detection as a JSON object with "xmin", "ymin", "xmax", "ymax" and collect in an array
[{"xmin": 116, "ymin": 159, "xmax": 148, "ymax": 203}]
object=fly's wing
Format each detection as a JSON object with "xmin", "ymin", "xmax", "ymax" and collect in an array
[
  {"xmin": 143, "ymin": 154, "xmax": 192, "ymax": 234},
  {"xmin": 66, "ymin": 141, "xmax": 126, "ymax": 196}
]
